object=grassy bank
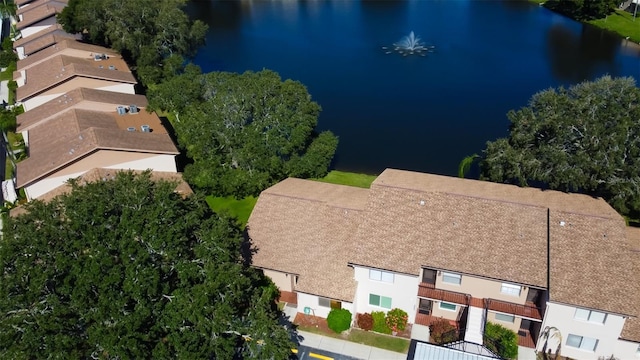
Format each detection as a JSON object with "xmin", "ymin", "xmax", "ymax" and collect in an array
[
  {"xmin": 205, "ymin": 195, "xmax": 257, "ymax": 228},
  {"xmin": 531, "ymin": 1, "xmax": 640, "ymax": 42},
  {"xmin": 313, "ymin": 170, "xmax": 378, "ymax": 188},
  {"xmin": 204, "ymin": 170, "xmax": 378, "ymax": 227},
  {"xmin": 590, "ymin": 10, "xmax": 640, "ymax": 43}
]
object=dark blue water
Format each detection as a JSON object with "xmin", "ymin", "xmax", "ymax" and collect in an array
[{"xmin": 187, "ymin": 0, "xmax": 640, "ymax": 176}]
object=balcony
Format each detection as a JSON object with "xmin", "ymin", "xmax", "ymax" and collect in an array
[
  {"xmin": 418, "ymin": 283, "xmax": 470, "ymax": 305},
  {"xmin": 485, "ymin": 298, "xmax": 542, "ymax": 321}
]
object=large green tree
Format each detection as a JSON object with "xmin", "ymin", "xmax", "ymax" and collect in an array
[
  {"xmin": 480, "ymin": 76, "xmax": 640, "ymax": 217},
  {"xmin": 0, "ymin": 172, "xmax": 294, "ymax": 358},
  {"xmin": 57, "ymin": 0, "xmax": 207, "ymax": 85},
  {"xmin": 150, "ymin": 69, "xmax": 338, "ymax": 197},
  {"xmin": 544, "ymin": 0, "xmax": 618, "ymax": 20}
]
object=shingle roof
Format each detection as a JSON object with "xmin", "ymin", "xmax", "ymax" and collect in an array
[
  {"xmin": 620, "ymin": 227, "xmax": 640, "ymax": 342},
  {"xmin": 248, "ymin": 178, "xmax": 369, "ymax": 302},
  {"xmin": 13, "ymin": 24, "xmax": 79, "ymax": 51},
  {"xmin": 16, "ymin": 1, "xmax": 65, "ymax": 30},
  {"xmin": 350, "ymin": 179, "xmax": 549, "ymax": 286},
  {"xmin": 17, "ymin": 88, "xmax": 148, "ymax": 132},
  {"xmin": 16, "ymin": 109, "xmax": 178, "ymax": 187},
  {"xmin": 16, "ymin": 55, "xmax": 136, "ymax": 102},
  {"xmin": 16, "ymin": 0, "xmax": 67, "ymax": 15},
  {"xmin": 17, "ymin": 39, "xmax": 119, "ymax": 71}
]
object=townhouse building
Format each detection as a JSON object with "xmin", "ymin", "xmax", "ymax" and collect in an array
[
  {"xmin": 248, "ymin": 169, "xmax": 640, "ymax": 359},
  {"xmin": 9, "ymin": 0, "xmax": 183, "ymax": 202}
]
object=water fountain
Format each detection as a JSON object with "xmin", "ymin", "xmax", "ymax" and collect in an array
[{"xmin": 383, "ymin": 31, "xmax": 435, "ymax": 56}]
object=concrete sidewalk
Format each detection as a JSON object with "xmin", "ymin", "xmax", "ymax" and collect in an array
[{"xmin": 298, "ymin": 330, "xmax": 407, "ymax": 360}]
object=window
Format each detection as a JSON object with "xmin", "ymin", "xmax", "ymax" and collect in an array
[
  {"xmin": 566, "ymin": 334, "xmax": 598, "ymax": 351},
  {"xmin": 319, "ymin": 297, "xmax": 331, "ymax": 308},
  {"xmin": 574, "ymin": 308, "xmax": 606, "ymax": 324},
  {"xmin": 369, "ymin": 293, "xmax": 392, "ymax": 309},
  {"xmin": 495, "ymin": 313, "xmax": 515, "ymax": 323},
  {"xmin": 442, "ymin": 272, "xmax": 461, "ymax": 285},
  {"xmin": 439, "ymin": 302, "xmax": 457, "ymax": 311},
  {"xmin": 500, "ymin": 283, "xmax": 521, "ymax": 296},
  {"xmin": 369, "ymin": 269, "xmax": 394, "ymax": 283},
  {"xmin": 319, "ymin": 298, "xmax": 342, "ymax": 309}
]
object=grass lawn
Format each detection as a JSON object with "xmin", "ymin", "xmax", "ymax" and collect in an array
[
  {"xmin": 205, "ymin": 195, "xmax": 257, "ymax": 227},
  {"xmin": 296, "ymin": 325, "xmax": 409, "ymax": 353},
  {"xmin": 590, "ymin": 10, "xmax": 640, "ymax": 43},
  {"xmin": 313, "ymin": 170, "xmax": 378, "ymax": 188},
  {"xmin": 348, "ymin": 329, "xmax": 410, "ymax": 353}
]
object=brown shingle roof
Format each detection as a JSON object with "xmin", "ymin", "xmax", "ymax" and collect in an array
[
  {"xmin": 16, "ymin": 0, "xmax": 67, "ymax": 15},
  {"xmin": 351, "ymin": 181, "xmax": 549, "ymax": 286},
  {"xmin": 16, "ymin": 55, "xmax": 136, "ymax": 102},
  {"xmin": 16, "ymin": 0, "xmax": 42, "ymax": 6},
  {"xmin": 248, "ymin": 178, "xmax": 369, "ymax": 302},
  {"xmin": 16, "ymin": 109, "xmax": 178, "ymax": 188},
  {"xmin": 13, "ymin": 24, "xmax": 79, "ymax": 51},
  {"xmin": 16, "ymin": 2, "xmax": 65, "ymax": 30},
  {"xmin": 17, "ymin": 88, "xmax": 148, "ymax": 132},
  {"xmin": 620, "ymin": 227, "xmax": 640, "ymax": 342},
  {"xmin": 17, "ymin": 39, "xmax": 119, "ymax": 71}
]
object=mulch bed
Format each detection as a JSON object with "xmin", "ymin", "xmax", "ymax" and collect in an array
[{"xmin": 293, "ymin": 313, "xmax": 412, "ymax": 339}]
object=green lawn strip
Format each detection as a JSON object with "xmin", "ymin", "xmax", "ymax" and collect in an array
[
  {"xmin": 313, "ymin": 170, "xmax": 378, "ymax": 188},
  {"xmin": 297, "ymin": 325, "xmax": 409, "ymax": 353},
  {"xmin": 348, "ymin": 328, "xmax": 410, "ymax": 353},
  {"xmin": 205, "ymin": 195, "xmax": 257, "ymax": 227},
  {"xmin": 589, "ymin": 10, "xmax": 640, "ymax": 43}
]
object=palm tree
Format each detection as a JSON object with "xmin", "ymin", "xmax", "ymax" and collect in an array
[
  {"xmin": 457, "ymin": 153, "xmax": 479, "ymax": 178},
  {"xmin": 539, "ymin": 326, "xmax": 562, "ymax": 360},
  {"xmin": 0, "ymin": 0, "xmax": 15, "ymax": 19}
]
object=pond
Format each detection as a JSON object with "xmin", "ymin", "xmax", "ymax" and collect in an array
[{"xmin": 186, "ymin": 0, "xmax": 640, "ymax": 176}]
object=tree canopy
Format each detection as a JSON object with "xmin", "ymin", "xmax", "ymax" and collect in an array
[
  {"xmin": 544, "ymin": 0, "xmax": 618, "ymax": 21},
  {"xmin": 149, "ymin": 69, "xmax": 338, "ymax": 197},
  {"xmin": 0, "ymin": 172, "xmax": 295, "ymax": 358},
  {"xmin": 57, "ymin": 0, "xmax": 207, "ymax": 85},
  {"xmin": 480, "ymin": 76, "xmax": 640, "ymax": 217}
]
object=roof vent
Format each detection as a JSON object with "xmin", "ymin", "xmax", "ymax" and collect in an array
[
  {"xmin": 116, "ymin": 106, "xmax": 126, "ymax": 115},
  {"xmin": 127, "ymin": 127, "xmax": 135, "ymax": 132},
  {"xmin": 559, "ymin": 221, "xmax": 566, "ymax": 227},
  {"xmin": 108, "ymin": 65, "xmax": 115, "ymax": 70},
  {"xmin": 141, "ymin": 125, "xmax": 150, "ymax": 133},
  {"xmin": 129, "ymin": 104, "xmax": 138, "ymax": 114},
  {"xmin": 98, "ymin": 65, "xmax": 104, "ymax": 69},
  {"xmin": 419, "ymin": 200, "xmax": 426, "ymax": 206}
]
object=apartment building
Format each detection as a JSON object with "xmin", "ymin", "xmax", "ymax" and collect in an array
[
  {"xmin": 247, "ymin": 169, "xmax": 640, "ymax": 360},
  {"xmin": 13, "ymin": 24, "xmax": 81, "ymax": 59}
]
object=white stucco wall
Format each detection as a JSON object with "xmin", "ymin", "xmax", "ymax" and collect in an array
[
  {"xmin": 19, "ymin": 17, "xmax": 56, "ymax": 38},
  {"xmin": 25, "ymin": 169, "xmax": 86, "ymax": 200},
  {"xmin": 434, "ymin": 270, "xmax": 529, "ymax": 305},
  {"xmin": 104, "ymin": 154, "xmax": 177, "ymax": 173},
  {"xmin": 262, "ymin": 269, "xmax": 293, "ymax": 292},
  {"xmin": 353, "ymin": 265, "xmax": 420, "ymax": 323},
  {"xmin": 537, "ymin": 302, "xmax": 629, "ymax": 360},
  {"xmin": 24, "ymin": 153, "xmax": 177, "ymax": 200},
  {"xmin": 297, "ymin": 292, "xmax": 354, "ymax": 319}
]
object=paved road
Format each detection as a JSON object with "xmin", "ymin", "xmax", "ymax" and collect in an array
[{"xmin": 295, "ymin": 345, "xmax": 362, "ymax": 360}]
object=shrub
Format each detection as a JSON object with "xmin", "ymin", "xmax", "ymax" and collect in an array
[
  {"xmin": 385, "ymin": 308, "xmax": 408, "ymax": 333},
  {"xmin": 371, "ymin": 311, "xmax": 391, "ymax": 334},
  {"xmin": 484, "ymin": 322, "xmax": 518, "ymax": 359},
  {"xmin": 327, "ymin": 308, "xmax": 352, "ymax": 334},
  {"xmin": 357, "ymin": 313, "xmax": 373, "ymax": 331},
  {"xmin": 429, "ymin": 318, "xmax": 458, "ymax": 344}
]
